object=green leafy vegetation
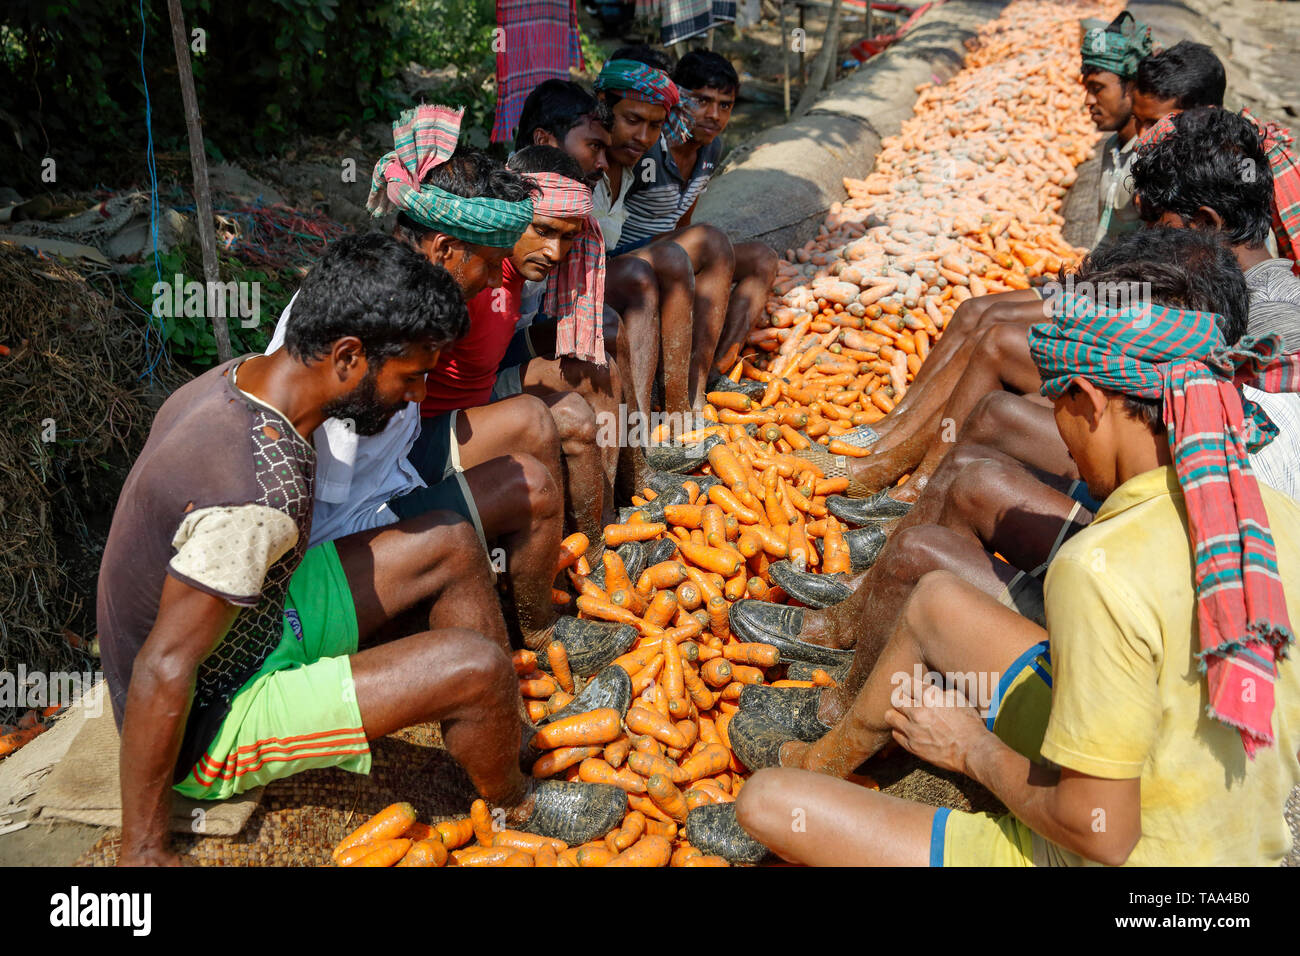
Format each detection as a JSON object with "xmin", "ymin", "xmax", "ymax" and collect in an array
[{"xmin": 125, "ymin": 248, "xmax": 296, "ymax": 367}]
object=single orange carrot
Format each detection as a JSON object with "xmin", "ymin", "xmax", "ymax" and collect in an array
[
  {"xmin": 332, "ymin": 802, "xmax": 417, "ymax": 861},
  {"xmin": 395, "ymin": 838, "xmax": 449, "ymax": 867},
  {"xmin": 346, "ymin": 838, "xmax": 411, "ymax": 867},
  {"xmin": 531, "ymin": 708, "xmax": 622, "ymax": 749}
]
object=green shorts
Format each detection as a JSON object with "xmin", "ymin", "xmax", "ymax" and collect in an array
[
  {"xmin": 929, "ymin": 641, "xmax": 1076, "ymax": 867},
  {"xmin": 388, "ymin": 411, "xmax": 489, "ymax": 551},
  {"xmin": 173, "ymin": 541, "xmax": 372, "ymax": 801}
]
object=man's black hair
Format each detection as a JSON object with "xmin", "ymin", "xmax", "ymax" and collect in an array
[
  {"xmin": 506, "ymin": 145, "xmax": 586, "ymax": 184},
  {"xmin": 285, "ymin": 232, "xmax": 469, "ymax": 365},
  {"xmin": 1068, "ymin": 227, "xmax": 1247, "ymax": 430},
  {"xmin": 1131, "ymin": 107, "xmax": 1273, "ymax": 249},
  {"xmin": 610, "ymin": 44, "xmax": 674, "ymax": 72},
  {"xmin": 673, "ymin": 50, "xmax": 739, "ymax": 95},
  {"xmin": 514, "ymin": 79, "xmax": 612, "ymax": 152},
  {"xmin": 601, "ymin": 45, "xmax": 675, "ymax": 115},
  {"xmin": 1135, "ymin": 40, "xmax": 1226, "ymax": 109},
  {"xmin": 393, "ymin": 146, "xmax": 537, "ymax": 246}
]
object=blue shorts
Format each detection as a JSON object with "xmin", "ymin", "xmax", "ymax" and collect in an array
[
  {"xmin": 929, "ymin": 641, "xmax": 1061, "ymax": 867},
  {"xmin": 610, "ymin": 235, "xmax": 656, "ymax": 257}
]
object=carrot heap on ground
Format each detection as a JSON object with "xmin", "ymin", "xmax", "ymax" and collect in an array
[{"xmin": 328, "ymin": 0, "xmax": 1115, "ymax": 868}]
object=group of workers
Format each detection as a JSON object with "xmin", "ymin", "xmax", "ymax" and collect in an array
[{"xmin": 97, "ymin": 14, "xmax": 1300, "ymax": 866}]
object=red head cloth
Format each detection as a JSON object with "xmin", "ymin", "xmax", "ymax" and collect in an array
[{"xmin": 523, "ymin": 171, "xmax": 606, "ymax": 366}]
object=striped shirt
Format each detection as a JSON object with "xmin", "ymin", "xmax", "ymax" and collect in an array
[
  {"xmin": 1244, "ymin": 257, "xmax": 1300, "ymax": 351},
  {"xmin": 1244, "ymin": 257, "xmax": 1300, "ymax": 500},
  {"xmin": 621, "ymin": 135, "xmax": 723, "ymax": 246}
]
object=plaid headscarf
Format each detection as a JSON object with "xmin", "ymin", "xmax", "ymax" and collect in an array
[
  {"xmin": 595, "ymin": 59, "xmax": 694, "ymax": 146},
  {"xmin": 524, "ymin": 171, "xmax": 606, "ymax": 365},
  {"xmin": 368, "ymin": 105, "xmax": 534, "ymax": 248},
  {"xmin": 1081, "ymin": 11, "xmax": 1154, "ymax": 80},
  {"xmin": 1243, "ymin": 109, "xmax": 1300, "ymax": 276},
  {"xmin": 1031, "ymin": 291, "xmax": 1299, "ymax": 756}
]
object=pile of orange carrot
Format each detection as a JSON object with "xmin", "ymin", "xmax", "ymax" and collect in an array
[{"xmin": 756, "ymin": 0, "xmax": 1119, "ymax": 417}]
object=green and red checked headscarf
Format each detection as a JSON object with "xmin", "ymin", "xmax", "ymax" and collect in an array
[
  {"xmin": 1030, "ymin": 291, "xmax": 1300, "ymax": 756},
  {"xmin": 1243, "ymin": 109, "xmax": 1300, "ymax": 275},
  {"xmin": 1080, "ymin": 11, "xmax": 1154, "ymax": 80},
  {"xmin": 523, "ymin": 171, "xmax": 606, "ymax": 365},
  {"xmin": 368, "ymin": 105, "xmax": 534, "ymax": 248},
  {"xmin": 595, "ymin": 59, "xmax": 694, "ymax": 146}
]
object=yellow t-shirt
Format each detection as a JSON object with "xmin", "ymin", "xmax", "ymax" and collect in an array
[{"xmin": 1041, "ymin": 466, "xmax": 1300, "ymax": 865}]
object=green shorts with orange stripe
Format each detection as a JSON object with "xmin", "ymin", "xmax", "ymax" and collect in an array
[{"xmin": 174, "ymin": 541, "xmax": 372, "ymax": 800}]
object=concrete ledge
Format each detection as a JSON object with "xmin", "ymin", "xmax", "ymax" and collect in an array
[{"xmin": 695, "ymin": 0, "xmax": 1008, "ymax": 251}]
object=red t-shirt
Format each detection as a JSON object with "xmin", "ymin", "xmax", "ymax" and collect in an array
[{"xmin": 420, "ymin": 259, "xmax": 525, "ymax": 416}]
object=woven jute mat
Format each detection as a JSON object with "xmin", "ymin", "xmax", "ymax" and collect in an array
[{"xmin": 75, "ymin": 723, "xmax": 478, "ymax": 867}]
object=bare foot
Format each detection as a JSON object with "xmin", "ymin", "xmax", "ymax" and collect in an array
[
  {"xmin": 846, "ymin": 453, "xmax": 912, "ymax": 495},
  {"xmin": 779, "ymin": 740, "xmax": 811, "ymax": 768},
  {"xmin": 796, "ymin": 603, "xmax": 863, "ymax": 651},
  {"xmin": 523, "ymin": 620, "xmax": 559, "ymax": 653}
]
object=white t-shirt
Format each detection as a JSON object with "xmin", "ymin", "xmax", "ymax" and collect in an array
[
  {"xmin": 265, "ymin": 293, "xmax": 426, "ymax": 547},
  {"xmin": 593, "ymin": 167, "xmax": 637, "ymax": 254}
]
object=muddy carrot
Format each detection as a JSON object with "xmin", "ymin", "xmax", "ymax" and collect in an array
[
  {"xmin": 606, "ymin": 834, "xmax": 673, "ymax": 867},
  {"xmin": 604, "ymin": 736, "xmax": 632, "ymax": 768},
  {"xmin": 555, "ymin": 533, "xmax": 590, "ymax": 574},
  {"xmin": 531, "ymin": 745, "xmax": 603, "ymax": 778},
  {"xmin": 333, "ymin": 802, "xmax": 417, "ymax": 861},
  {"xmin": 646, "ymin": 774, "xmax": 690, "ymax": 823},
  {"xmin": 531, "ymin": 708, "xmax": 622, "ymax": 749},
  {"xmin": 625, "ymin": 705, "xmax": 689, "ymax": 748},
  {"xmin": 578, "ymin": 757, "xmax": 647, "ymax": 793},
  {"xmin": 546, "ymin": 641, "xmax": 574, "ymax": 695},
  {"xmin": 723, "ymin": 643, "xmax": 780, "ymax": 667},
  {"xmin": 604, "ymin": 522, "xmax": 667, "ymax": 545}
]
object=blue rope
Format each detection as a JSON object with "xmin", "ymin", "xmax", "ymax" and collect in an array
[{"xmin": 138, "ymin": 0, "xmax": 168, "ymax": 383}]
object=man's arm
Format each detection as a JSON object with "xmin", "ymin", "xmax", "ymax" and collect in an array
[
  {"xmin": 962, "ymin": 732, "xmax": 1141, "ymax": 865},
  {"xmin": 117, "ymin": 575, "xmax": 238, "ymax": 866},
  {"xmin": 885, "ymin": 679, "xmax": 1142, "ymax": 866}
]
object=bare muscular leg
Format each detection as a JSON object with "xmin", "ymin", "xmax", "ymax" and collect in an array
[
  {"xmin": 793, "ymin": 570, "xmax": 1047, "ymax": 777},
  {"xmin": 718, "ymin": 241, "xmax": 780, "ymax": 374}
]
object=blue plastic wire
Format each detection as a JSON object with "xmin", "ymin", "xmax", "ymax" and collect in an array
[{"xmin": 138, "ymin": 0, "xmax": 168, "ymax": 383}]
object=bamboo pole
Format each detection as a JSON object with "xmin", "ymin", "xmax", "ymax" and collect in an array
[
  {"xmin": 165, "ymin": 0, "xmax": 231, "ymax": 363},
  {"xmin": 792, "ymin": 0, "xmax": 842, "ymax": 118}
]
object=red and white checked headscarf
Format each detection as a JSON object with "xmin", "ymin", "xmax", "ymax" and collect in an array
[{"xmin": 524, "ymin": 171, "xmax": 607, "ymax": 366}]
